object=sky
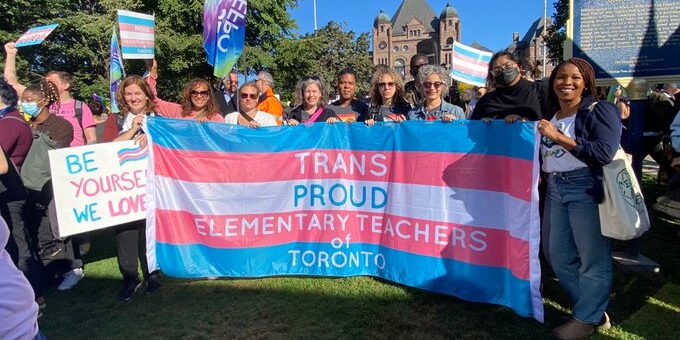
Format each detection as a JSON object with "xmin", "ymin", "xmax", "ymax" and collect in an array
[{"xmin": 289, "ymin": 0, "xmax": 557, "ymax": 52}]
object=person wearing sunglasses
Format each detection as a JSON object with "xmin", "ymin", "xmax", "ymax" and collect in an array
[
  {"xmin": 144, "ymin": 59, "xmax": 223, "ymax": 123},
  {"xmin": 407, "ymin": 65, "xmax": 465, "ymax": 122},
  {"xmin": 286, "ymin": 77, "xmax": 340, "ymax": 125},
  {"xmin": 470, "ymin": 52, "xmax": 543, "ymax": 122},
  {"xmin": 360, "ymin": 67, "xmax": 411, "ymax": 126},
  {"xmin": 224, "ymin": 82, "xmax": 277, "ymax": 128}
]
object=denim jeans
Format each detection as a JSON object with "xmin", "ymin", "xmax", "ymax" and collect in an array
[{"xmin": 544, "ymin": 167, "xmax": 611, "ymax": 324}]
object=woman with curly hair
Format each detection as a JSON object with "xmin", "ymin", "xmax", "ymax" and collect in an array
[
  {"xmin": 144, "ymin": 59, "xmax": 223, "ymax": 122},
  {"xmin": 360, "ymin": 66, "xmax": 411, "ymax": 126},
  {"xmin": 407, "ymin": 65, "xmax": 465, "ymax": 122}
]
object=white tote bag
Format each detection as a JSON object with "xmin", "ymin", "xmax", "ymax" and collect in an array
[{"xmin": 599, "ymin": 147, "xmax": 650, "ymax": 240}]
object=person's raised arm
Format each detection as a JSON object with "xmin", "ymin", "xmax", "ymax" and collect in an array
[
  {"xmin": 144, "ymin": 59, "xmax": 181, "ymax": 118},
  {"xmin": 3, "ymin": 42, "xmax": 27, "ymax": 96}
]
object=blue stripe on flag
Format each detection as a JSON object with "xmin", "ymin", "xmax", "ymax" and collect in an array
[
  {"xmin": 156, "ymin": 242, "xmax": 534, "ymax": 317},
  {"xmin": 147, "ymin": 117, "xmax": 536, "ymax": 160},
  {"xmin": 453, "ymin": 44, "xmax": 492, "ymax": 62},
  {"xmin": 118, "ymin": 15, "xmax": 155, "ymax": 27},
  {"xmin": 452, "ymin": 70, "xmax": 487, "ymax": 85},
  {"xmin": 121, "ymin": 46, "xmax": 154, "ymax": 54}
]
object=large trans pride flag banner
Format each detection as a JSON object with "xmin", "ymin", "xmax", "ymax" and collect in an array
[{"xmin": 145, "ymin": 118, "xmax": 543, "ymax": 321}]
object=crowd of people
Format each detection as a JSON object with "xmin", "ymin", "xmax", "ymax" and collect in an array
[{"xmin": 1, "ymin": 38, "xmax": 679, "ymax": 339}]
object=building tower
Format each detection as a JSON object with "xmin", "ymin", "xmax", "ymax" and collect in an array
[{"xmin": 438, "ymin": 3, "xmax": 461, "ymax": 68}]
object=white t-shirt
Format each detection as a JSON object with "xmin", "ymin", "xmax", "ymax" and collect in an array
[
  {"xmin": 224, "ymin": 110, "xmax": 278, "ymax": 127},
  {"xmin": 541, "ymin": 114, "xmax": 588, "ymax": 173},
  {"xmin": 0, "ymin": 217, "xmax": 39, "ymax": 340},
  {"xmin": 120, "ymin": 112, "xmax": 155, "ymax": 137}
]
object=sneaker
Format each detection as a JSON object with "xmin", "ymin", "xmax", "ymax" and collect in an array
[
  {"xmin": 118, "ymin": 279, "xmax": 142, "ymax": 301},
  {"xmin": 551, "ymin": 318, "xmax": 595, "ymax": 340},
  {"xmin": 57, "ymin": 268, "xmax": 84, "ymax": 291},
  {"xmin": 597, "ymin": 312, "xmax": 611, "ymax": 331},
  {"xmin": 146, "ymin": 272, "xmax": 161, "ymax": 293}
]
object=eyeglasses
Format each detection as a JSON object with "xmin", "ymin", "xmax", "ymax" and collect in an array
[
  {"xmin": 190, "ymin": 90, "xmax": 210, "ymax": 98},
  {"xmin": 240, "ymin": 93, "xmax": 258, "ymax": 100},
  {"xmin": 423, "ymin": 81, "xmax": 444, "ymax": 89},
  {"xmin": 378, "ymin": 82, "xmax": 395, "ymax": 88}
]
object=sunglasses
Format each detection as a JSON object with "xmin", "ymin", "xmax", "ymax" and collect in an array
[
  {"xmin": 423, "ymin": 81, "xmax": 444, "ymax": 89},
  {"xmin": 240, "ymin": 93, "xmax": 258, "ymax": 100},
  {"xmin": 378, "ymin": 82, "xmax": 395, "ymax": 88},
  {"xmin": 190, "ymin": 90, "xmax": 210, "ymax": 97}
]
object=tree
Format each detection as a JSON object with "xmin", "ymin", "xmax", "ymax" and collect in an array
[
  {"xmin": 545, "ymin": 0, "xmax": 569, "ymax": 62},
  {"xmin": 0, "ymin": 0, "xmax": 298, "ymax": 101},
  {"xmin": 272, "ymin": 21, "xmax": 373, "ymax": 103}
]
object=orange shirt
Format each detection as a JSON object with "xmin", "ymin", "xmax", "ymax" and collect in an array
[{"xmin": 257, "ymin": 87, "xmax": 284, "ymax": 125}]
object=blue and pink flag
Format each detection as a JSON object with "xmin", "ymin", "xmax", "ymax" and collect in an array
[
  {"xmin": 117, "ymin": 9, "xmax": 155, "ymax": 59},
  {"xmin": 145, "ymin": 119, "xmax": 544, "ymax": 321},
  {"xmin": 15, "ymin": 23, "xmax": 59, "ymax": 47},
  {"xmin": 203, "ymin": 0, "xmax": 247, "ymax": 78},
  {"xmin": 109, "ymin": 26, "xmax": 125, "ymax": 113},
  {"xmin": 451, "ymin": 41, "xmax": 493, "ymax": 87}
]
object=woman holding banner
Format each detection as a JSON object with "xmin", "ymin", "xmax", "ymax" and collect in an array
[
  {"xmin": 537, "ymin": 58, "xmax": 619, "ymax": 339},
  {"xmin": 113, "ymin": 75, "xmax": 161, "ymax": 300},
  {"xmin": 144, "ymin": 59, "xmax": 223, "ymax": 123},
  {"xmin": 407, "ymin": 65, "xmax": 465, "ymax": 122},
  {"xmin": 224, "ymin": 82, "xmax": 277, "ymax": 127},
  {"xmin": 286, "ymin": 77, "xmax": 340, "ymax": 125},
  {"xmin": 361, "ymin": 67, "xmax": 410, "ymax": 126}
]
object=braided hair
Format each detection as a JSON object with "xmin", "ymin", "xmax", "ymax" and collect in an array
[
  {"xmin": 24, "ymin": 79, "xmax": 60, "ymax": 115},
  {"xmin": 547, "ymin": 57, "xmax": 597, "ymax": 111}
]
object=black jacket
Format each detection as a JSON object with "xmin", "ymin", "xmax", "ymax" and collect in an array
[
  {"xmin": 288, "ymin": 105, "xmax": 339, "ymax": 123},
  {"xmin": 215, "ymin": 88, "xmax": 238, "ymax": 117}
]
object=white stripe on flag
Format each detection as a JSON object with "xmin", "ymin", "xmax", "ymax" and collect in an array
[
  {"xmin": 152, "ymin": 176, "xmax": 532, "ymax": 241},
  {"xmin": 119, "ymin": 31, "xmax": 155, "ymax": 41},
  {"xmin": 451, "ymin": 58, "xmax": 488, "ymax": 73}
]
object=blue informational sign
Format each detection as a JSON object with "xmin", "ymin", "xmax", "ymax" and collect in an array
[{"xmin": 571, "ymin": 0, "xmax": 680, "ymax": 80}]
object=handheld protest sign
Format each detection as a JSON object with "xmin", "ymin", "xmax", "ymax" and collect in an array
[
  {"xmin": 117, "ymin": 9, "xmax": 155, "ymax": 59},
  {"xmin": 15, "ymin": 24, "xmax": 59, "ymax": 47},
  {"xmin": 48, "ymin": 141, "xmax": 148, "ymax": 238}
]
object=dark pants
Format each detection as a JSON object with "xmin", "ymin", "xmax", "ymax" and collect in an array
[
  {"xmin": 114, "ymin": 220, "xmax": 149, "ymax": 282},
  {"xmin": 24, "ymin": 190, "xmax": 82, "ymax": 272},
  {"xmin": 1, "ymin": 199, "xmax": 45, "ymax": 298}
]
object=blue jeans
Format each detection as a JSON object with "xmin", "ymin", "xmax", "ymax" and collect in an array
[{"xmin": 544, "ymin": 167, "xmax": 611, "ymax": 324}]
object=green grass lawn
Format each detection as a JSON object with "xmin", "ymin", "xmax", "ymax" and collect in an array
[{"xmin": 39, "ymin": 177, "xmax": 680, "ymax": 339}]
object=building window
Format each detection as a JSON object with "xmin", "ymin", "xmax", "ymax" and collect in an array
[
  {"xmin": 394, "ymin": 59, "xmax": 406, "ymax": 78},
  {"xmin": 393, "ymin": 46, "xmax": 400, "ymax": 52},
  {"xmin": 380, "ymin": 26, "xmax": 384, "ymax": 32},
  {"xmin": 446, "ymin": 37, "xmax": 453, "ymax": 46},
  {"xmin": 403, "ymin": 45, "xmax": 409, "ymax": 51},
  {"xmin": 448, "ymin": 19, "xmax": 452, "ymax": 26}
]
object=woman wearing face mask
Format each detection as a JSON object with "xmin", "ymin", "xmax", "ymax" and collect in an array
[
  {"xmin": 361, "ymin": 67, "xmax": 411, "ymax": 126},
  {"xmin": 286, "ymin": 77, "xmax": 339, "ymax": 125},
  {"xmin": 470, "ymin": 52, "xmax": 543, "ymax": 122},
  {"xmin": 145, "ymin": 59, "xmax": 223, "ymax": 123},
  {"xmin": 407, "ymin": 65, "xmax": 465, "ymax": 122},
  {"xmin": 224, "ymin": 82, "xmax": 277, "ymax": 127},
  {"xmin": 112, "ymin": 75, "xmax": 161, "ymax": 301}
]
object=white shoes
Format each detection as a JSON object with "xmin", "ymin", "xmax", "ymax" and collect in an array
[{"xmin": 57, "ymin": 268, "xmax": 84, "ymax": 291}]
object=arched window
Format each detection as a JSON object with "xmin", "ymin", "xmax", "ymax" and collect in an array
[
  {"xmin": 394, "ymin": 59, "xmax": 406, "ymax": 78},
  {"xmin": 446, "ymin": 37, "xmax": 454, "ymax": 46}
]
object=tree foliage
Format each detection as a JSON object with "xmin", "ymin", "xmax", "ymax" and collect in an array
[
  {"xmin": 273, "ymin": 21, "xmax": 373, "ymax": 103},
  {"xmin": 0, "ymin": 0, "xmax": 297, "ymax": 101},
  {"xmin": 545, "ymin": 0, "xmax": 569, "ymax": 62}
]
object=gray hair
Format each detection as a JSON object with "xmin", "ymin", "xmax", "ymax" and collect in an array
[
  {"xmin": 257, "ymin": 71, "xmax": 274, "ymax": 86},
  {"xmin": 300, "ymin": 77, "xmax": 329, "ymax": 107},
  {"xmin": 416, "ymin": 65, "xmax": 452, "ymax": 98}
]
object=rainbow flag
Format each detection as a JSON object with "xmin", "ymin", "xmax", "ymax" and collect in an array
[
  {"xmin": 451, "ymin": 41, "xmax": 493, "ymax": 87},
  {"xmin": 203, "ymin": 0, "xmax": 247, "ymax": 78},
  {"xmin": 145, "ymin": 118, "xmax": 543, "ymax": 321}
]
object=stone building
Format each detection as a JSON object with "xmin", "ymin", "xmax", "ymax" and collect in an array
[
  {"xmin": 372, "ymin": 0, "xmax": 461, "ymax": 79},
  {"xmin": 505, "ymin": 17, "xmax": 555, "ymax": 79}
]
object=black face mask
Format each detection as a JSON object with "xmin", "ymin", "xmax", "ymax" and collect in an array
[{"xmin": 494, "ymin": 67, "xmax": 520, "ymax": 86}]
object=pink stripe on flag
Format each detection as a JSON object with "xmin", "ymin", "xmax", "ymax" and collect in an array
[
  {"xmin": 452, "ymin": 64, "xmax": 488, "ymax": 78},
  {"xmin": 452, "ymin": 51, "xmax": 489, "ymax": 67},
  {"xmin": 154, "ymin": 209, "xmax": 530, "ymax": 280},
  {"xmin": 119, "ymin": 23, "xmax": 155, "ymax": 35},
  {"xmin": 152, "ymin": 146, "xmax": 533, "ymax": 201}
]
